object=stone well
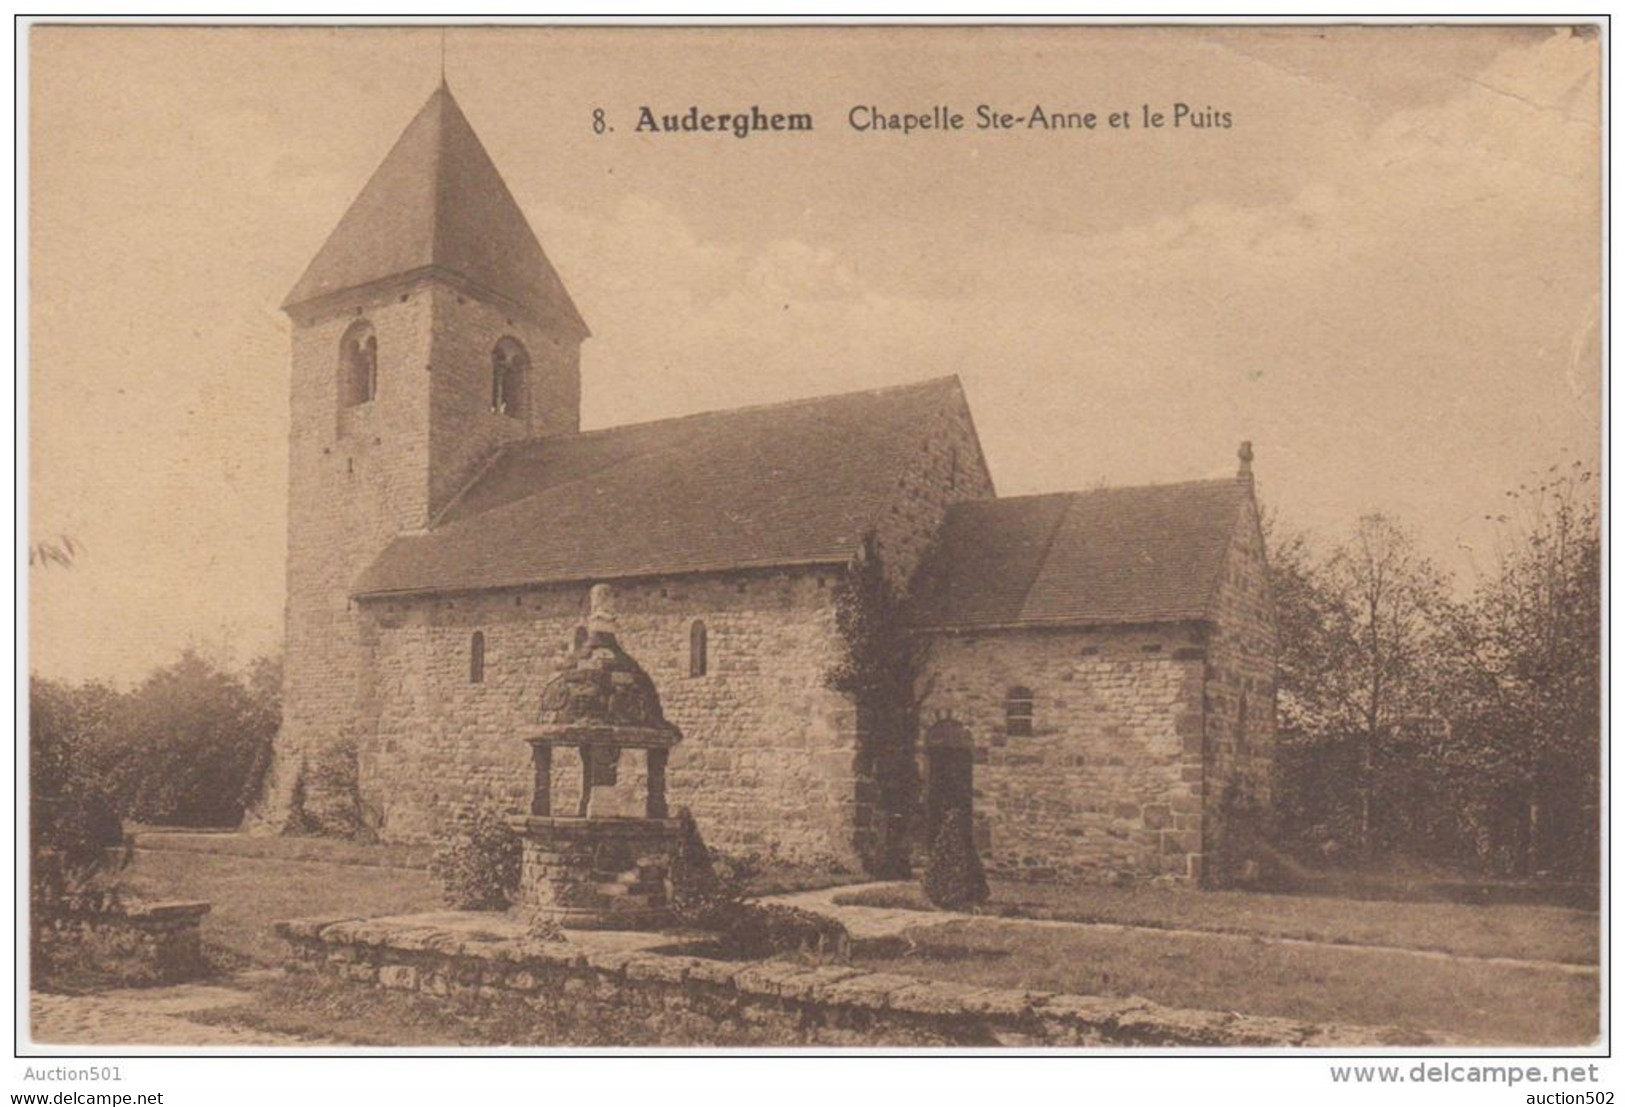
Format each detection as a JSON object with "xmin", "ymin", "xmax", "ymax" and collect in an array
[{"xmin": 508, "ymin": 584, "xmax": 684, "ymax": 930}]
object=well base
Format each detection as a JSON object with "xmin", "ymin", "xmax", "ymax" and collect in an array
[{"xmin": 507, "ymin": 815, "xmax": 683, "ymax": 931}]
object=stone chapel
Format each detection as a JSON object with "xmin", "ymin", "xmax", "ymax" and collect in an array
[{"xmin": 257, "ymin": 82, "xmax": 1278, "ymax": 887}]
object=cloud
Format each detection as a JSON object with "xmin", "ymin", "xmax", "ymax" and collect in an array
[
  {"xmin": 28, "ymin": 27, "xmax": 1599, "ymax": 681},
  {"xmin": 540, "ymin": 27, "xmax": 1598, "ymax": 568}
]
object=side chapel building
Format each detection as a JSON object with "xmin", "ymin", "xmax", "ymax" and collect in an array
[{"xmin": 259, "ymin": 83, "xmax": 1277, "ymax": 886}]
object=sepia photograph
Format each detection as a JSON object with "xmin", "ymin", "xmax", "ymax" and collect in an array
[{"xmin": 20, "ymin": 17, "xmax": 1604, "ymax": 1073}]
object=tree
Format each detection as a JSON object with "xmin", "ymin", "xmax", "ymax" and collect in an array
[
  {"xmin": 1446, "ymin": 462, "xmax": 1600, "ymax": 877},
  {"xmin": 1267, "ymin": 513, "xmax": 1452, "ymax": 864},
  {"xmin": 95, "ymin": 650, "xmax": 280, "ymax": 827},
  {"xmin": 1326, "ymin": 515, "xmax": 1452, "ymax": 858},
  {"xmin": 1263, "ymin": 517, "xmax": 1341, "ymax": 740},
  {"xmin": 1270, "ymin": 468, "xmax": 1601, "ymax": 881}
]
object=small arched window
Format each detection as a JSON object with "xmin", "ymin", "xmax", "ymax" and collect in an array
[
  {"xmin": 340, "ymin": 321, "xmax": 377, "ymax": 407},
  {"xmin": 689, "ymin": 620, "xmax": 708, "ymax": 678},
  {"xmin": 469, "ymin": 631, "xmax": 486, "ymax": 684},
  {"xmin": 490, "ymin": 337, "xmax": 530, "ymax": 419},
  {"xmin": 1004, "ymin": 685, "xmax": 1034, "ymax": 737},
  {"xmin": 572, "ymin": 625, "xmax": 588, "ymax": 652}
]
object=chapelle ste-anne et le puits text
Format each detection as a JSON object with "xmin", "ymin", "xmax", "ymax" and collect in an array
[{"xmin": 604, "ymin": 102, "xmax": 1234, "ymax": 138}]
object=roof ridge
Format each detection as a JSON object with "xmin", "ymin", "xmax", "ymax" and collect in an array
[
  {"xmin": 426, "ymin": 87, "xmax": 449, "ymax": 278},
  {"xmin": 975, "ymin": 476, "xmax": 1244, "ymax": 507},
  {"xmin": 501, "ymin": 375, "xmax": 963, "ymax": 451}
]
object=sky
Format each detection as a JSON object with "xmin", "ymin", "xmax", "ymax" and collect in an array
[{"xmin": 28, "ymin": 24, "xmax": 1601, "ymax": 684}]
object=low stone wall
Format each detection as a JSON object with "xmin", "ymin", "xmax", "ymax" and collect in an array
[
  {"xmin": 276, "ymin": 912, "xmax": 1437, "ymax": 1047},
  {"xmin": 39, "ymin": 901, "xmax": 212, "ymax": 987}
]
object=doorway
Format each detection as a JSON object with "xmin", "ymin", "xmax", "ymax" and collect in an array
[{"xmin": 925, "ymin": 744, "xmax": 973, "ymax": 845}]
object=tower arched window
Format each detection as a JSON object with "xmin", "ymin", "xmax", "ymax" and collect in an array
[
  {"xmin": 469, "ymin": 631, "xmax": 486, "ymax": 684},
  {"xmin": 689, "ymin": 620, "xmax": 708, "ymax": 678},
  {"xmin": 340, "ymin": 321, "xmax": 377, "ymax": 407},
  {"xmin": 491, "ymin": 337, "xmax": 530, "ymax": 419},
  {"xmin": 1004, "ymin": 685, "xmax": 1034, "ymax": 737}
]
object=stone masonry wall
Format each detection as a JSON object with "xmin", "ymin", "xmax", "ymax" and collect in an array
[
  {"xmin": 342, "ymin": 381, "xmax": 989, "ymax": 865},
  {"xmin": 1199, "ymin": 490, "xmax": 1278, "ymax": 883},
  {"xmin": 271, "ymin": 300, "xmax": 990, "ymax": 855},
  {"xmin": 358, "ymin": 569, "xmax": 868, "ymax": 867},
  {"xmin": 427, "ymin": 287, "xmax": 582, "ymax": 519},
  {"xmin": 869, "ymin": 383, "xmax": 995, "ymax": 598},
  {"xmin": 266, "ymin": 285, "xmax": 439, "ymax": 830},
  {"xmin": 917, "ymin": 624, "xmax": 1208, "ymax": 883},
  {"xmin": 913, "ymin": 486, "xmax": 1279, "ymax": 888},
  {"xmin": 259, "ymin": 276, "xmax": 583, "ymax": 834}
]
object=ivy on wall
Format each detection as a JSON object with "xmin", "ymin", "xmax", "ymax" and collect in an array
[{"xmin": 825, "ymin": 534, "xmax": 929, "ymax": 878}]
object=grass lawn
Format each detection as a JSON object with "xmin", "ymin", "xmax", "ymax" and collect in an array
[
  {"xmin": 119, "ymin": 840, "xmax": 854, "ymax": 970},
  {"xmin": 122, "ymin": 848, "xmax": 442, "ymax": 968},
  {"xmin": 121, "ymin": 841, "xmax": 1596, "ymax": 1046},
  {"xmin": 856, "ymin": 918, "xmax": 1598, "ymax": 1046},
  {"xmin": 130, "ymin": 828, "xmax": 433, "ymax": 870},
  {"xmin": 836, "ymin": 881, "xmax": 1598, "ymax": 965}
]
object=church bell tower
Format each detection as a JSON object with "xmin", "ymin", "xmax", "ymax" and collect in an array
[{"xmin": 256, "ymin": 82, "xmax": 588, "ymax": 833}]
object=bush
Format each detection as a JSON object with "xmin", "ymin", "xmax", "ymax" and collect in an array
[
  {"xmin": 431, "ymin": 807, "xmax": 522, "ymax": 910},
  {"xmin": 711, "ymin": 902, "xmax": 850, "ymax": 961},
  {"xmin": 296, "ymin": 734, "xmax": 375, "ymax": 840},
  {"xmin": 32, "ymin": 789, "xmax": 127, "ymax": 911},
  {"xmin": 669, "ymin": 808, "xmax": 728, "ymax": 916},
  {"xmin": 30, "ymin": 678, "xmax": 127, "ymax": 905},
  {"xmin": 30, "ymin": 678, "xmax": 132, "ymax": 986},
  {"xmin": 670, "ymin": 808, "xmax": 849, "ymax": 961},
  {"xmin": 921, "ymin": 809, "xmax": 989, "ymax": 910},
  {"xmin": 670, "ymin": 810, "xmax": 761, "ymax": 915}
]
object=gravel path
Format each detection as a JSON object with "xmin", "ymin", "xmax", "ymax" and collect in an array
[{"xmin": 30, "ymin": 972, "xmax": 327, "ymax": 1048}]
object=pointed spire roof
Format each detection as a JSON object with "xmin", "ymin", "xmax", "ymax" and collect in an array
[{"xmin": 283, "ymin": 83, "xmax": 587, "ymax": 334}]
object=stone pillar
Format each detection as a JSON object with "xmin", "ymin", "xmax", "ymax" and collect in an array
[
  {"xmin": 530, "ymin": 744, "xmax": 552, "ymax": 817},
  {"xmin": 576, "ymin": 746, "xmax": 592, "ymax": 817},
  {"xmin": 646, "ymin": 747, "xmax": 669, "ymax": 819}
]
